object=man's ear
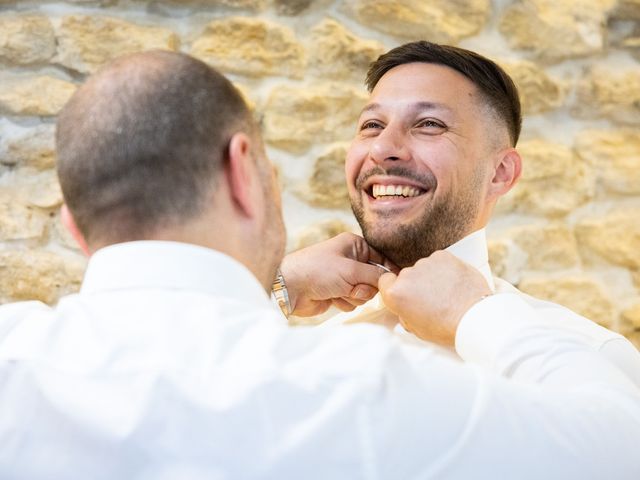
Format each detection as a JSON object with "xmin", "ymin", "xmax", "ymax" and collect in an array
[
  {"xmin": 488, "ymin": 148, "xmax": 522, "ymax": 199},
  {"xmin": 225, "ymin": 131, "xmax": 260, "ymax": 219},
  {"xmin": 61, "ymin": 204, "xmax": 91, "ymax": 256}
]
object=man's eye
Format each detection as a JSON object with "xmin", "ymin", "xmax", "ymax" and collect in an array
[
  {"xmin": 360, "ymin": 121, "xmax": 382, "ymax": 130},
  {"xmin": 417, "ymin": 119, "xmax": 445, "ymax": 129}
]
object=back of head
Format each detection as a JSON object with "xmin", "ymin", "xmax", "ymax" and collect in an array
[
  {"xmin": 366, "ymin": 41, "xmax": 522, "ymax": 147},
  {"xmin": 56, "ymin": 50, "xmax": 252, "ymax": 248}
]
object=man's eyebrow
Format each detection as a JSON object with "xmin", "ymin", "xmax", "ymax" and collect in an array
[{"xmin": 360, "ymin": 101, "xmax": 454, "ymax": 115}]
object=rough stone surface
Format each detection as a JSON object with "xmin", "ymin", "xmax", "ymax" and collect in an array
[
  {"xmin": 496, "ymin": 139, "xmax": 594, "ymax": 217},
  {"xmin": 274, "ymin": 0, "xmax": 312, "ymax": 15},
  {"xmin": 518, "ymin": 275, "xmax": 615, "ymax": 327},
  {"xmin": 263, "ymin": 83, "xmax": 366, "ymax": 152},
  {"xmin": 344, "ymin": 0, "xmax": 491, "ymax": 43},
  {"xmin": 0, "ymin": 190, "xmax": 48, "ymax": 241},
  {"xmin": 0, "ymin": 250, "xmax": 85, "ymax": 305},
  {"xmin": 0, "ymin": 15, "xmax": 56, "ymax": 65},
  {"xmin": 621, "ymin": 303, "xmax": 640, "ymax": 333},
  {"xmin": 511, "ymin": 224, "xmax": 580, "ymax": 270},
  {"xmin": 1, "ymin": 125, "xmax": 56, "ymax": 170},
  {"xmin": 502, "ymin": 61, "xmax": 565, "ymax": 114},
  {"xmin": 21, "ymin": 170, "xmax": 64, "ymax": 209},
  {"xmin": 191, "ymin": 17, "xmax": 304, "ymax": 78},
  {"xmin": 487, "ymin": 238, "xmax": 527, "ymax": 284},
  {"xmin": 575, "ymin": 129, "xmax": 640, "ymax": 195},
  {"xmin": 499, "ymin": 0, "xmax": 616, "ymax": 63},
  {"xmin": 293, "ymin": 219, "xmax": 354, "ymax": 251},
  {"xmin": 612, "ymin": 0, "xmax": 640, "ymax": 19},
  {"xmin": 0, "ymin": 76, "xmax": 76, "ymax": 117},
  {"xmin": 575, "ymin": 210, "xmax": 640, "ymax": 269},
  {"xmin": 296, "ymin": 143, "xmax": 350, "ymax": 209},
  {"xmin": 573, "ymin": 67, "xmax": 640, "ymax": 125},
  {"xmin": 56, "ymin": 15, "xmax": 179, "ymax": 74},
  {"xmin": 308, "ymin": 19, "xmax": 385, "ymax": 80}
]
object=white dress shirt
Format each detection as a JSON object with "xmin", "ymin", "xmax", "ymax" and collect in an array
[
  {"xmin": 1, "ymin": 241, "xmax": 639, "ymax": 479},
  {"xmin": 330, "ymin": 228, "xmax": 640, "ymax": 388}
]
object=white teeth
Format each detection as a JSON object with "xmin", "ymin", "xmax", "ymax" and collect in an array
[{"xmin": 371, "ymin": 184, "xmax": 423, "ymax": 199}]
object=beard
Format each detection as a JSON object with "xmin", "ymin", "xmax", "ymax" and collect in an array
[{"xmin": 350, "ymin": 166, "xmax": 482, "ymax": 268}]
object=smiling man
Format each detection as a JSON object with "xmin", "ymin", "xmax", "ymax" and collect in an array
[{"xmin": 281, "ymin": 41, "xmax": 640, "ymax": 384}]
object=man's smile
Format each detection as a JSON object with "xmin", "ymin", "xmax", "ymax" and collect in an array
[{"xmin": 359, "ymin": 174, "xmax": 433, "ymax": 211}]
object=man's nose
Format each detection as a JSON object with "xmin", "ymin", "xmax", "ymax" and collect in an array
[{"xmin": 369, "ymin": 126, "xmax": 409, "ymax": 163}]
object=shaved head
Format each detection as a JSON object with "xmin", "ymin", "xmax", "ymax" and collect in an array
[{"xmin": 56, "ymin": 50, "xmax": 253, "ymax": 247}]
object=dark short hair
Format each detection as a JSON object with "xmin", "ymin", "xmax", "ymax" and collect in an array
[
  {"xmin": 56, "ymin": 50, "xmax": 252, "ymax": 246},
  {"xmin": 366, "ymin": 41, "xmax": 522, "ymax": 146}
]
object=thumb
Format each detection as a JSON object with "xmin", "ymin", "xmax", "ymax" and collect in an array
[{"xmin": 378, "ymin": 271, "xmax": 397, "ymax": 295}]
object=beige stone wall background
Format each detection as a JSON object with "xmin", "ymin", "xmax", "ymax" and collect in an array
[{"xmin": 0, "ymin": 0, "xmax": 639, "ymax": 345}]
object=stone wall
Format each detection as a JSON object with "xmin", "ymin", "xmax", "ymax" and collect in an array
[{"xmin": 0, "ymin": 0, "xmax": 639, "ymax": 346}]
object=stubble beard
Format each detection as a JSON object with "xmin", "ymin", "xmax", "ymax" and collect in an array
[{"xmin": 350, "ymin": 175, "xmax": 482, "ymax": 269}]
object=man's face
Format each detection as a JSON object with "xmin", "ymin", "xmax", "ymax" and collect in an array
[{"xmin": 346, "ymin": 62, "xmax": 495, "ymax": 268}]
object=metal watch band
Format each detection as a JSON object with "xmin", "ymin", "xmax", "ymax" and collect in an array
[{"xmin": 272, "ymin": 268, "xmax": 291, "ymax": 318}]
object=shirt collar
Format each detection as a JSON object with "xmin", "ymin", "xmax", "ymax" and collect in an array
[
  {"xmin": 80, "ymin": 241, "xmax": 272, "ymax": 307},
  {"xmin": 445, "ymin": 228, "xmax": 495, "ymax": 291}
]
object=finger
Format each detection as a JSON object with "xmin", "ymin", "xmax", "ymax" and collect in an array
[
  {"xmin": 349, "ymin": 284, "xmax": 378, "ymax": 302},
  {"xmin": 377, "ymin": 271, "xmax": 397, "ymax": 293},
  {"xmin": 339, "ymin": 296, "xmax": 368, "ymax": 308},
  {"xmin": 331, "ymin": 297, "xmax": 358, "ymax": 312},
  {"xmin": 341, "ymin": 259, "xmax": 389, "ymax": 288}
]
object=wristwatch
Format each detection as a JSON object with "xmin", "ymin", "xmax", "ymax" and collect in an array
[{"xmin": 272, "ymin": 268, "xmax": 291, "ymax": 318}]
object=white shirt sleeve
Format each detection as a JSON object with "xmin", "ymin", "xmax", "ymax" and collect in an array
[{"xmin": 367, "ymin": 293, "xmax": 640, "ymax": 479}]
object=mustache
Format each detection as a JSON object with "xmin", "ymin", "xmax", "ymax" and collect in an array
[{"xmin": 355, "ymin": 166, "xmax": 437, "ymax": 191}]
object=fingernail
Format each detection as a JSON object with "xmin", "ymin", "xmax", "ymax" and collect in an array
[{"xmin": 354, "ymin": 287, "xmax": 369, "ymax": 300}]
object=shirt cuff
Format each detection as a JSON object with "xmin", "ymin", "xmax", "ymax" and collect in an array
[{"xmin": 454, "ymin": 293, "xmax": 542, "ymax": 369}]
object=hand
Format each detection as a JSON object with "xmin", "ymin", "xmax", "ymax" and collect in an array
[
  {"xmin": 280, "ymin": 233, "xmax": 398, "ymax": 317},
  {"xmin": 378, "ymin": 251, "xmax": 491, "ymax": 346}
]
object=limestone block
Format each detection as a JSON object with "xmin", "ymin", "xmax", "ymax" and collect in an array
[
  {"xmin": 499, "ymin": 0, "xmax": 615, "ymax": 63},
  {"xmin": 308, "ymin": 19, "xmax": 385, "ymax": 80},
  {"xmin": 22, "ymin": 169, "xmax": 64, "ymax": 209},
  {"xmin": 501, "ymin": 61, "xmax": 564, "ymax": 115},
  {"xmin": 496, "ymin": 139, "xmax": 594, "ymax": 217},
  {"xmin": 296, "ymin": 143, "xmax": 350, "ymax": 209},
  {"xmin": 0, "ymin": 15, "xmax": 56, "ymax": 65},
  {"xmin": 518, "ymin": 275, "xmax": 615, "ymax": 328},
  {"xmin": 511, "ymin": 224, "xmax": 580, "ymax": 270},
  {"xmin": 634, "ymin": 270, "xmax": 640, "ymax": 290},
  {"xmin": 0, "ymin": 250, "xmax": 85, "ymax": 305},
  {"xmin": 575, "ymin": 210, "xmax": 640, "ymax": 269},
  {"xmin": 344, "ymin": 0, "xmax": 491, "ymax": 43},
  {"xmin": 612, "ymin": 0, "xmax": 640, "ymax": 19},
  {"xmin": 621, "ymin": 303, "xmax": 640, "ymax": 333},
  {"xmin": 191, "ymin": 17, "xmax": 304, "ymax": 78},
  {"xmin": 263, "ymin": 83, "xmax": 366, "ymax": 153},
  {"xmin": 573, "ymin": 67, "xmax": 640, "ymax": 125},
  {"xmin": 56, "ymin": 15, "xmax": 179, "ymax": 74},
  {"xmin": 575, "ymin": 129, "xmax": 640, "ymax": 194},
  {"xmin": 487, "ymin": 237, "xmax": 526, "ymax": 284},
  {"xmin": 275, "ymin": 0, "xmax": 312, "ymax": 15},
  {"xmin": 293, "ymin": 219, "xmax": 354, "ymax": 250},
  {"xmin": 0, "ymin": 190, "xmax": 48, "ymax": 241},
  {"xmin": 1, "ymin": 124, "xmax": 56, "ymax": 170},
  {"xmin": 0, "ymin": 76, "xmax": 76, "ymax": 117}
]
